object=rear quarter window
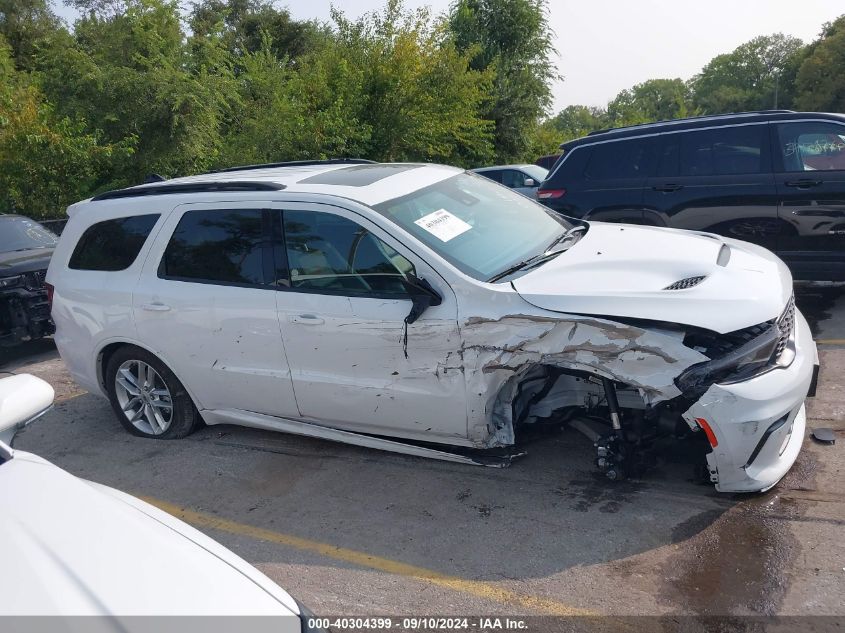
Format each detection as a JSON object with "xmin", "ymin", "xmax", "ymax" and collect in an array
[
  {"xmin": 583, "ymin": 138, "xmax": 656, "ymax": 181},
  {"xmin": 69, "ymin": 214, "xmax": 160, "ymax": 271}
]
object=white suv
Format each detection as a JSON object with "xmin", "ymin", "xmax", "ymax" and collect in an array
[{"xmin": 48, "ymin": 160, "xmax": 818, "ymax": 492}]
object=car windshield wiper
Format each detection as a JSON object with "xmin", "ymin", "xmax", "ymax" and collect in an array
[
  {"xmin": 544, "ymin": 223, "xmax": 587, "ymax": 253},
  {"xmin": 486, "ymin": 249, "xmax": 565, "ymax": 283},
  {"xmin": 487, "ymin": 224, "xmax": 587, "ymax": 283}
]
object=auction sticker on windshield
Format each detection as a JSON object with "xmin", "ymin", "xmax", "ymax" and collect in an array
[{"xmin": 414, "ymin": 209, "xmax": 472, "ymax": 242}]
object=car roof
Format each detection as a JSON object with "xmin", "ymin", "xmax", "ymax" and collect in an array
[
  {"xmin": 81, "ymin": 162, "xmax": 463, "ymax": 210},
  {"xmin": 560, "ymin": 110, "xmax": 845, "ymax": 149}
]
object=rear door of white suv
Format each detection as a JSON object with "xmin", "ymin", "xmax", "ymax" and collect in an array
[{"xmin": 133, "ymin": 202, "xmax": 299, "ymax": 418}]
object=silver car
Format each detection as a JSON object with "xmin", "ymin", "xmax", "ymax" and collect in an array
[{"xmin": 471, "ymin": 164, "xmax": 549, "ymax": 198}]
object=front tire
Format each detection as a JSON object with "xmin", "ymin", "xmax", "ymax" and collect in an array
[{"xmin": 105, "ymin": 346, "xmax": 199, "ymax": 439}]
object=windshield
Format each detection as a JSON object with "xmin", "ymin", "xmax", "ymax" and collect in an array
[
  {"xmin": 373, "ymin": 172, "xmax": 572, "ymax": 281},
  {"xmin": 0, "ymin": 217, "xmax": 58, "ymax": 252},
  {"xmin": 521, "ymin": 164, "xmax": 549, "ymax": 182}
]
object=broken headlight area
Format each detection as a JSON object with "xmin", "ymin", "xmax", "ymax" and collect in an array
[
  {"xmin": 0, "ymin": 270, "xmax": 54, "ymax": 347},
  {"xmin": 676, "ymin": 296, "xmax": 796, "ymax": 397},
  {"xmin": 508, "ymin": 366, "xmax": 704, "ymax": 482}
]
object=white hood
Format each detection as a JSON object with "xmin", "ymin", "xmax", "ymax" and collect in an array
[
  {"xmin": 0, "ymin": 452, "xmax": 299, "ymax": 617},
  {"xmin": 511, "ymin": 223, "xmax": 793, "ymax": 334}
]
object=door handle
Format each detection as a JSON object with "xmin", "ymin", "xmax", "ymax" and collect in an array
[
  {"xmin": 652, "ymin": 183, "xmax": 683, "ymax": 193},
  {"xmin": 140, "ymin": 302, "xmax": 171, "ymax": 312},
  {"xmin": 784, "ymin": 179, "xmax": 822, "ymax": 188},
  {"xmin": 289, "ymin": 314, "xmax": 324, "ymax": 325}
]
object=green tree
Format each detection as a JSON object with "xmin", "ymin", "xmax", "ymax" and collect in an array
[
  {"xmin": 607, "ymin": 78, "xmax": 694, "ymax": 126},
  {"xmin": 0, "ymin": 0, "xmax": 63, "ymax": 70},
  {"xmin": 332, "ymin": 0, "xmax": 494, "ymax": 166},
  {"xmin": 39, "ymin": 0, "xmax": 234, "ymax": 184},
  {"xmin": 0, "ymin": 37, "xmax": 132, "ymax": 218},
  {"xmin": 691, "ymin": 34, "xmax": 805, "ymax": 113},
  {"xmin": 216, "ymin": 36, "xmax": 371, "ymax": 166},
  {"xmin": 546, "ymin": 105, "xmax": 607, "ymax": 141},
  {"xmin": 795, "ymin": 16, "xmax": 845, "ymax": 112},
  {"xmin": 448, "ymin": 0, "xmax": 556, "ymax": 162},
  {"xmin": 188, "ymin": 0, "xmax": 326, "ymax": 62}
]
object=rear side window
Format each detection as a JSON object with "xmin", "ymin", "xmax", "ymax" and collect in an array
[
  {"xmin": 584, "ymin": 139, "xmax": 655, "ymax": 180},
  {"xmin": 69, "ymin": 214, "xmax": 160, "ymax": 271},
  {"xmin": 664, "ymin": 126, "xmax": 768, "ymax": 177},
  {"xmin": 161, "ymin": 209, "xmax": 265, "ymax": 286},
  {"xmin": 776, "ymin": 121, "xmax": 845, "ymax": 172}
]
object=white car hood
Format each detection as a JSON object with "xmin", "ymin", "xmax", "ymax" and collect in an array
[
  {"xmin": 0, "ymin": 452, "xmax": 299, "ymax": 617},
  {"xmin": 511, "ymin": 223, "xmax": 793, "ymax": 334}
]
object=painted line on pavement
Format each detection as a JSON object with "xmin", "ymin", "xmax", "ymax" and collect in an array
[{"xmin": 143, "ymin": 497, "xmax": 595, "ymax": 616}]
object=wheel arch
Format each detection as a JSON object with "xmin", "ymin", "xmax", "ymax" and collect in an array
[{"xmin": 96, "ymin": 339, "xmax": 204, "ymax": 411}]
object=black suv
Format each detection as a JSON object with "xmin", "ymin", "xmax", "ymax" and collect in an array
[
  {"xmin": 538, "ymin": 111, "xmax": 845, "ymax": 280},
  {"xmin": 0, "ymin": 214, "xmax": 58, "ymax": 346}
]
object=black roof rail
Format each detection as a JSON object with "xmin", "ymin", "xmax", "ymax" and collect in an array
[
  {"xmin": 584, "ymin": 110, "xmax": 797, "ymax": 137},
  {"xmin": 91, "ymin": 181, "xmax": 286, "ymax": 202},
  {"xmin": 211, "ymin": 158, "xmax": 376, "ymax": 174}
]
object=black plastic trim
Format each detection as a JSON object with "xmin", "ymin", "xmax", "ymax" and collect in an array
[
  {"xmin": 744, "ymin": 412, "xmax": 791, "ymax": 467},
  {"xmin": 808, "ymin": 363, "xmax": 820, "ymax": 398},
  {"xmin": 92, "ymin": 181, "xmax": 286, "ymax": 201},
  {"xmin": 211, "ymin": 159, "xmax": 376, "ymax": 174}
]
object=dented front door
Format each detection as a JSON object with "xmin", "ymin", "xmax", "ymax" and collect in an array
[{"xmin": 272, "ymin": 204, "xmax": 468, "ymax": 443}]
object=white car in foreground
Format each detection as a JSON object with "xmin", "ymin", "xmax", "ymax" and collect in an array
[
  {"xmin": 0, "ymin": 374, "xmax": 309, "ymax": 625},
  {"xmin": 48, "ymin": 160, "xmax": 818, "ymax": 492}
]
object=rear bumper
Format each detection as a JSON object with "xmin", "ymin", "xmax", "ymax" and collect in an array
[{"xmin": 683, "ymin": 309, "xmax": 817, "ymax": 493}]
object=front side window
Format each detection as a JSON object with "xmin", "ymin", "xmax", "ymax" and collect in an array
[
  {"xmin": 584, "ymin": 139, "xmax": 655, "ymax": 180},
  {"xmin": 373, "ymin": 172, "xmax": 572, "ymax": 281},
  {"xmin": 0, "ymin": 216, "xmax": 58, "ymax": 253},
  {"xmin": 283, "ymin": 210, "xmax": 412, "ymax": 297},
  {"xmin": 161, "ymin": 209, "xmax": 265, "ymax": 285},
  {"xmin": 500, "ymin": 170, "xmax": 525, "ymax": 188},
  {"xmin": 69, "ymin": 214, "xmax": 159, "ymax": 271},
  {"xmin": 672, "ymin": 126, "xmax": 768, "ymax": 176},
  {"xmin": 777, "ymin": 121, "xmax": 845, "ymax": 172}
]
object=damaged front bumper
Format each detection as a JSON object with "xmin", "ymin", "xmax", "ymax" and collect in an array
[
  {"xmin": 0, "ymin": 272, "xmax": 54, "ymax": 346},
  {"xmin": 683, "ymin": 309, "xmax": 817, "ymax": 493}
]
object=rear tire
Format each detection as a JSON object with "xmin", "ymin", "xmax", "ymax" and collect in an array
[{"xmin": 105, "ymin": 346, "xmax": 199, "ymax": 439}]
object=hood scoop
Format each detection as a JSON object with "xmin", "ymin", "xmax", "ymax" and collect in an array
[{"xmin": 663, "ymin": 275, "xmax": 706, "ymax": 290}]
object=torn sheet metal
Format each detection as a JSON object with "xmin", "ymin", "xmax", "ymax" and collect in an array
[{"xmin": 458, "ymin": 313, "xmax": 708, "ymax": 447}]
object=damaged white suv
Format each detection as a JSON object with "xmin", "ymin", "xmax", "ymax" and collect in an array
[{"xmin": 48, "ymin": 160, "xmax": 818, "ymax": 493}]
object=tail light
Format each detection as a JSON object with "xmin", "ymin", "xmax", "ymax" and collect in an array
[
  {"xmin": 537, "ymin": 188, "xmax": 566, "ymax": 200},
  {"xmin": 45, "ymin": 282, "xmax": 54, "ymax": 311}
]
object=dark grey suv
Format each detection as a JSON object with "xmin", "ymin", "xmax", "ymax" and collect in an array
[
  {"xmin": 0, "ymin": 215, "xmax": 57, "ymax": 346},
  {"xmin": 538, "ymin": 111, "xmax": 845, "ymax": 281}
]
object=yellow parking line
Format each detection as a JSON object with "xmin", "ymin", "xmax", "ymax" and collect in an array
[
  {"xmin": 816, "ymin": 339, "xmax": 845, "ymax": 345},
  {"xmin": 56, "ymin": 389, "xmax": 87, "ymax": 403},
  {"xmin": 143, "ymin": 497, "xmax": 595, "ymax": 616}
]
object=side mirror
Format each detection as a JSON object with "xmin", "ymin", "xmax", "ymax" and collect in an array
[
  {"xmin": 401, "ymin": 273, "xmax": 442, "ymax": 324},
  {"xmin": 524, "ymin": 178, "xmax": 537, "ymax": 187},
  {"xmin": 0, "ymin": 374, "xmax": 54, "ymax": 445}
]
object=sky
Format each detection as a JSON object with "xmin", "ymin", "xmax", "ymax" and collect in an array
[{"xmin": 52, "ymin": 0, "xmax": 845, "ymax": 114}]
